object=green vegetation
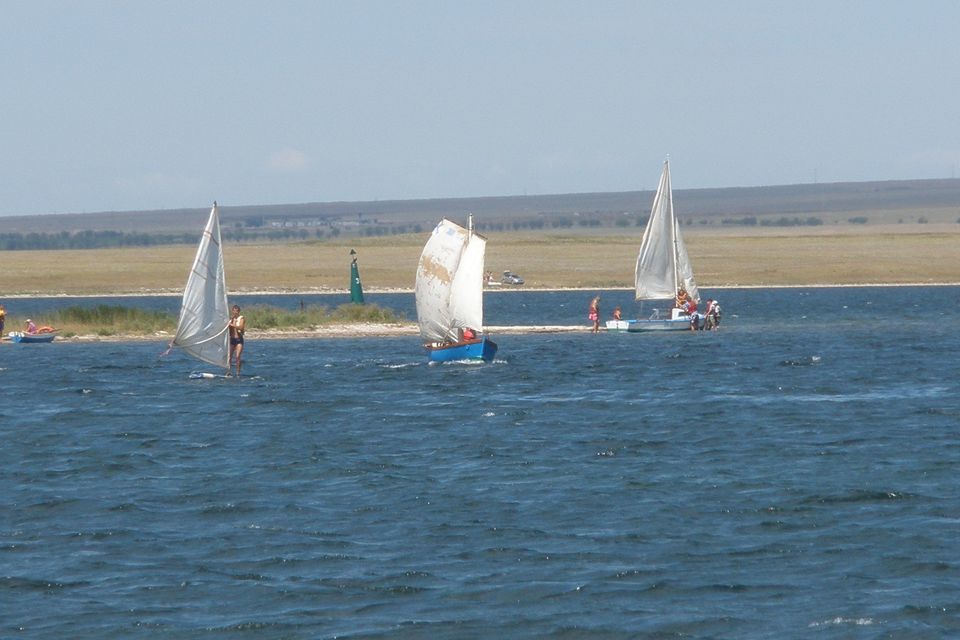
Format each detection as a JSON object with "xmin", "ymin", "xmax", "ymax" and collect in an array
[
  {"xmin": 53, "ymin": 305, "xmax": 173, "ymax": 336},
  {"xmin": 242, "ymin": 303, "xmax": 405, "ymax": 330},
  {"xmin": 721, "ymin": 216, "xmax": 825, "ymax": 227},
  {"xmin": 5, "ymin": 303, "xmax": 405, "ymax": 338},
  {"xmin": 0, "ymin": 231, "xmax": 198, "ymax": 251}
]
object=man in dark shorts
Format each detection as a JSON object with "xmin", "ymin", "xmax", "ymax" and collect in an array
[{"xmin": 228, "ymin": 304, "xmax": 246, "ymax": 377}]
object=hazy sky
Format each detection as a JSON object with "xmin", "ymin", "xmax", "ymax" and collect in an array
[{"xmin": 2, "ymin": 1, "xmax": 959, "ymax": 216}]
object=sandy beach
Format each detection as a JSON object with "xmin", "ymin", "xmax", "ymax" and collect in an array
[{"xmin": 36, "ymin": 322, "xmax": 593, "ymax": 344}]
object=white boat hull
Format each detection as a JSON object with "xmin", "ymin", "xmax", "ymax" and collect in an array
[
  {"xmin": 613, "ymin": 309, "xmax": 704, "ymax": 332},
  {"xmin": 626, "ymin": 317, "xmax": 694, "ymax": 332}
]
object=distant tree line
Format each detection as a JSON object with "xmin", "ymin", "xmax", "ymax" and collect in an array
[
  {"xmin": 721, "ymin": 216, "xmax": 825, "ymax": 227},
  {"xmin": 12, "ymin": 210, "xmax": 943, "ymax": 250},
  {"xmin": 0, "ymin": 230, "xmax": 198, "ymax": 250},
  {"xmin": 0, "ymin": 227, "xmax": 351, "ymax": 250}
]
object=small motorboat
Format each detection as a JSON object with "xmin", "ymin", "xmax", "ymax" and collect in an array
[{"xmin": 8, "ymin": 331, "xmax": 57, "ymax": 343}]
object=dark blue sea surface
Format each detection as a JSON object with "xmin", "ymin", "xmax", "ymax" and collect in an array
[{"xmin": 3, "ymin": 287, "xmax": 960, "ymax": 638}]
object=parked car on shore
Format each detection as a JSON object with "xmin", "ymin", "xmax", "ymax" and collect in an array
[{"xmin": 501, "ymin": 271, "xmax": 524, "ymax": 285}]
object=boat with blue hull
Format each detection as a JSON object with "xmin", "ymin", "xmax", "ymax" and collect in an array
[
  {"xmin": 416, "ymin": 215, "xmax": 498, "ymax": 363},
  {"xmin": 425, "ymin": 336, "xmax": 498, "ymax": 362},
  {"xmin": 8, "ymin": 331, "xmax": 57, "ymax": 343}
]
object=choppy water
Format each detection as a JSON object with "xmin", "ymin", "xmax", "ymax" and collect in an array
[{"xmin": 3, "ymin": 287, "xmax": 960, "ymax": 638}]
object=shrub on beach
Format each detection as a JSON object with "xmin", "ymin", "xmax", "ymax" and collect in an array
[
  {"xmin": 242, "ymin": 303, "xmax": 404, "ymax": 330},
  {"xmin": 51, "ymin": 305, "xmax": 175, "ymax": 336},
  {"xmin": 5, "ymin": 302, "xmax": 406, "ymax": 337}
]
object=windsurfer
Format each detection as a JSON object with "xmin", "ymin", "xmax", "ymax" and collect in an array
[{"xmin": 228, "ymin": 305, "xmax": 245, "ymax": 376}]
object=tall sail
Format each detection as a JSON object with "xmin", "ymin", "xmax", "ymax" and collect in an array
[
  {"xmin": 449, "ymin": 231, "xmax": 485, "ymax": 332},
  {"xmin": 415, "ymin": 219, "xmax": 468, "ymax": 342},
  {"xmin": 634, "ymin": 160, "xmax": 699, "ymax": 302},
  {"xmin": 171, "ymin": 202, "xmax": 230, "ymax": 368}
]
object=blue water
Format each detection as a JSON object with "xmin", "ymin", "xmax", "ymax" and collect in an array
[{"xmin": 3, "ymin": 287, "xmax": 960, "ymax": 638}]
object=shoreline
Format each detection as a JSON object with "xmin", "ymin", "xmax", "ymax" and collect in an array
[
  {"xmin": 11, "ymin": 323, "xmax": 591, "ymax": 344},
  {"xmin": 2, "ymin": 282, "xmax": 959, "ymax": 299}
]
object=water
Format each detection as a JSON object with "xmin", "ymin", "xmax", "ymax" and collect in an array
[{"xmin": 3, "ymin": 287, "xmax": 960, "ymax": 638}]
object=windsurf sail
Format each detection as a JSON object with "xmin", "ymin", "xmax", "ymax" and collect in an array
[{"xmin": 171, "ymin": 202, "xmax": 230, "ymax": 369}]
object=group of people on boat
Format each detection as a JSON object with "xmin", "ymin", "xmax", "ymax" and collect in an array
[
  {"xmin": 692, "ymin": 298, "xmax": 722, "ymax": 331},
  {"xmin": 587, "ymin": 287, "xmax": 722, "ymax": 331},
  {"xmin": 675, "ymin": 287, "xmax": 722, "ymax": 331}
]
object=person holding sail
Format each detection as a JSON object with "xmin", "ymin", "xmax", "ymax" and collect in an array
[{"xmin": 228, "ymin": 305, "xmax": 245, "ymax": 377}]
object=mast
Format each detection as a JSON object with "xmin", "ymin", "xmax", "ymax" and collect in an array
[{"xmin": 665, "ymin": 159, "xmax": 680, "ymax": 296}]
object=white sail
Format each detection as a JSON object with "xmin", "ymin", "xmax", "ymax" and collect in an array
[
  {"xmin": 634, "ymin": 160, "xmax": 699, "ymax": 302},
  {"xmin": 171, "ymin": 202, "xmax": 230, "ymax": 368},
  {"xmin": 449, "ymin": 232, "xmax": 485, "ymax": 332},
  {"xmin": 415, "ymin": 218, "xmax": 486, "ymax": 342}
]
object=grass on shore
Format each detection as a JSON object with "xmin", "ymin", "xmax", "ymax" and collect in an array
[
  {"xmin": 0, "ymin": 225, "xmax": 958, "ymax": 295},
  {"xmin": 5, "ymin": 303, "xmax": 405, "ymax": 338}
]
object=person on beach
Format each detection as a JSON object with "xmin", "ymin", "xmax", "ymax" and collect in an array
[
  {"xmin": 228, "ymin": 305, "xmax": 246, "ymax": 377},
  {"xmin": 588, "ymin": 295, "xmax": 601, "ymax": 333}
]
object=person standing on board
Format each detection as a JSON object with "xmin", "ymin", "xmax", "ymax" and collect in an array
[
  {"xmin": 0, "ymin": 303, "xmax": 5, "ymax": 336},
  {"xmin": 228, "ymin": 305, "xmax": 246, "ymax": 377}
]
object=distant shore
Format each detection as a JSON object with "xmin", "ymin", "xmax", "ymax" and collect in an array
[
  {"xmin": 1, "ymin": 227, "xmax": 958, "ymax": 296},
  {"xmin": 2, "ymin": 281, "xmax": 958, "ymax": 300}
]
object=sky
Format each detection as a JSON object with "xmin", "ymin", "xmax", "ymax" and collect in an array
[{"xmin": 2, "ymin": 1, "xmax": 960, "ymax": 216}]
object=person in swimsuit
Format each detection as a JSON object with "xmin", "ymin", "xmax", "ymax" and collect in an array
[
  {"xmin": 588, "ymin": 295, "xmax": 601, "ymax": 333},
  {"xmin": 228, "ymin": 305, "xmax": 246, "ymax": 377}
]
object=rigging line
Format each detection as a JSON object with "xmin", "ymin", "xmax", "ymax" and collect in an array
[{"xmin": 174, "ymin": 324, "xmax": 229, "ymax": 348}]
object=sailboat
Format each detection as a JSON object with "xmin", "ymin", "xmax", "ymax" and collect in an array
[
  {"xmin": 608, "ymin": 160, "xmax": 703, "ymax": 332},
  {"xmin": 169, "ymin": 202, "xmax": 231, "ymax": 370},
  {"xmin": 415, "ymin": 215, "xmax": 498, "ymax": 362}
]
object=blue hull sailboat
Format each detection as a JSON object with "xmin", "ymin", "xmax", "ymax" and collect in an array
[
  {"xmin": 426, "ymin": 336, "xmax": 498, "ymax": 362},
  {"xmin": 416, "ymin": 216, "xmax": 498, "ymax": 363}
]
